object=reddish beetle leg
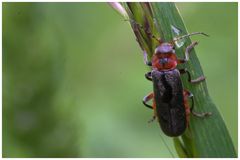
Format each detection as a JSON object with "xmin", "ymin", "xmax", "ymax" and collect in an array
[
  {"xmin": 179, "ymin": 68, "xmax": 205, "ymax": 84},
  {"xmin": 142, "ymin": 92, "xmax": 157, "ymax": 123},
  {"xmin": 183, "ymin": 90, "xmax": 191, "ymax": 125},
  {"xmin": 177, "ymin": 41, "xmax": 199, "ymax": 64},
  {"xmin": 184, "ymin": 90, "xmax": 212, "ymax": 119},
  {"xmin": 178, "ymin": 41, "xmax": 206, "ymax": 83}
]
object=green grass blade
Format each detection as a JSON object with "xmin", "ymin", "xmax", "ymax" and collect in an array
[
  {"xmin": 173, "ymin": 137, "xmax": 188, "ymax": 158},
  {"xmin": 114, "ymin": 2, "xmax": 237, "ymax": 157},
  {"xmin": 150, "ymin": 3, "xmax": 236, "ymax": 157}
]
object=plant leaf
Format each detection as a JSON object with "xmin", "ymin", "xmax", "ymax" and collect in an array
[
  {"xmin": 150, "ymin": 2, "xmax": 237, "ymax": 157},
  {"xmin": 173, "ymin": 137, "xmax": 188, "ymax": 158},
  {"xmin": 117, "ymin": 2, "xmax": 236, "ymax": 157}
]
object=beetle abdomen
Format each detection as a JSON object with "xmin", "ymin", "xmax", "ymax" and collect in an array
[{"xmin": 152, "ymin": 69, "xmax": 187, "ymax": 137}]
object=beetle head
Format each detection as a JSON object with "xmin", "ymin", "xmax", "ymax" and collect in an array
[{"xmin": 155, "ymin": 43, "xmax": 175, "ymax": 55}]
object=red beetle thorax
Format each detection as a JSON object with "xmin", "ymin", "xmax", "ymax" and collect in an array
[{"xmin": 152, "ymin": 53, "xmax": 178, "ymax": 71}]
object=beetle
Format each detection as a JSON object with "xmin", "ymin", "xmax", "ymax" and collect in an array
[{"xmin": 142, "ymin": 32, "xmax": 212, "ymax": 137}]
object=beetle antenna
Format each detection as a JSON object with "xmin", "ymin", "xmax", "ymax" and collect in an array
[{"xmin": 173, "ymin": 32, "xmax": 209, "ymax": 42}]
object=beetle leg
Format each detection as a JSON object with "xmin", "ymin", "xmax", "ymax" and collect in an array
[
  {"xmin": 143, "ymin": 93, "xmax": 158, "ymax": 122},
  {"xmin": 177, "ymin": 41, "xmax": 198, "ymax": 64},
  {"xmin": 143, "ymin": 50, "xmax": 152, "ymax": 66},
  {"xmin": 142, "ymin": 92, "xmax": 154, "ymax": 109},
  {"xmin": 148, "ymin": 99, "xmax": 157, "ymax": 123},
  {"xmin": 184, "ymin": 90, "xmax": 212, "ymax": 118},
  {"xmin": 179, "ymin": 68, "xmax": 205, "ymax": 84},
  {"xmin": 145, "ymin": 72, "xmax": 152, "ymax": 81},
  {"xmin": 148, "ymin": 115, "xmax": 156, "ymax": 123}
]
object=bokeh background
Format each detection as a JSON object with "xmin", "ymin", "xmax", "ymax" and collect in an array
[{"xmin": 3, "ymin": 2, "xmax": 237, "ymax": 158}]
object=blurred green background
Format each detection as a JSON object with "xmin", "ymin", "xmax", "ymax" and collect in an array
[{"xmin": 3, "ymin": 2, "xmax": 237, "ymax": 158}]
